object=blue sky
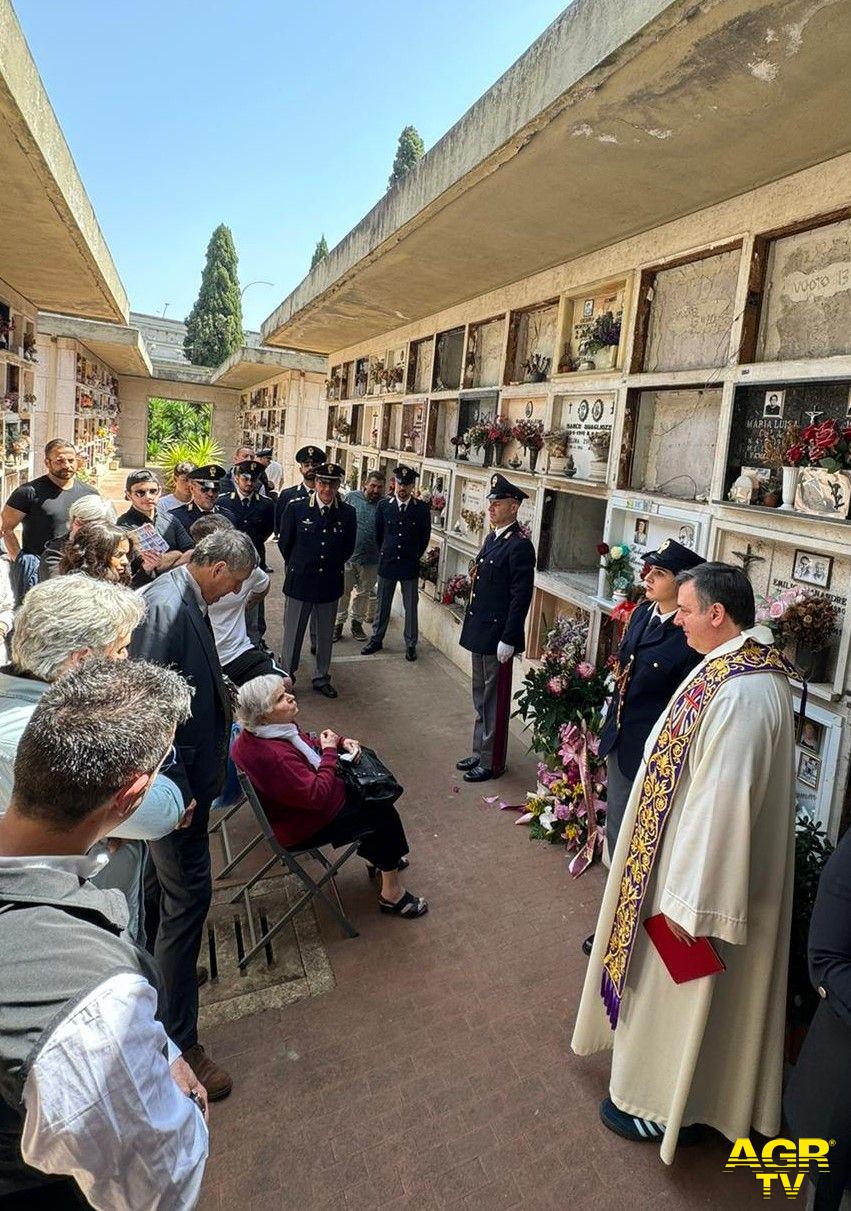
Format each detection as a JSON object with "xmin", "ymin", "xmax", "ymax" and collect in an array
[{"xmin": 15, "ymin": 0, "xmax": 567, "ymax": 332}]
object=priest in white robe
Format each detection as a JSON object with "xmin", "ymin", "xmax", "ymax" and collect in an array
[{"xmin": 572, "ymin": 562, "xmax": 798, "ymax": 1164}]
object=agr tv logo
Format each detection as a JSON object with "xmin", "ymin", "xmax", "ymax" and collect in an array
[{"xmin": 726, "ymin": 1137, "xmax": 831, "ymax": 1199}]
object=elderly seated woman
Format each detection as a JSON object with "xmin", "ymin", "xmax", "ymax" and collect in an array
[{"xmin": 232, "ymin": 674, "xmax": 427, "ymax": 918}]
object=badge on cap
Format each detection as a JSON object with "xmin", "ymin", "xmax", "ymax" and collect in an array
[
  {"xmin": 491, "ymin": 474, "xmax": 498, "ymax": 488},
  {"xmin": 658, "ymin": 539, "xmax": 670, "ymax": 552}
]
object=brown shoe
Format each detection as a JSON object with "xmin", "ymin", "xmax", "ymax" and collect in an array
[{"xmin": 182, "ymin": 1043, "xmax": 233, "ymax": 1101}]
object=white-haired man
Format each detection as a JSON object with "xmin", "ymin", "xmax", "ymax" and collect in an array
[{"xmin": 37, "ymin": 493, "xmax": 116, "ymax": 581}]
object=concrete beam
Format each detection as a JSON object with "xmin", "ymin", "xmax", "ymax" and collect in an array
[
  {"xmin": 210, "ymin": 345, "xmax": 328, "ymax": 389},
  {"xmin": 38, "ymin": 312, "xmax": 152, "ymax": 376}
]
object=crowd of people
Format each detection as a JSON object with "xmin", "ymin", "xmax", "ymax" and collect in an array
[{"xmin": 0, "ymin": 437, "xmax": 847, "ymax": 1208}]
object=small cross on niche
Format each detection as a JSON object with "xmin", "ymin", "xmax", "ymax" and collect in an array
[{"xmin": 732, "ymin": 543, "xmax": 766, "ymax": 578}]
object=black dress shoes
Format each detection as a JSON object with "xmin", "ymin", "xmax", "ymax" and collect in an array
[
  {"xmin": 310, "ymin": 645, "xmax": 317, "ymax": 655},
  {"xmin": 332, "ymin": 624, "xmax": 343, "ymax": 643},
  {"xmin": 361, "ymin": 639, "xmax": 382, "ymax": 655},
  {"xmin": 455, "ymin": 756, "xmax": 480, "ymax": 771},
  {"xmin": 313, "ymin": 683, "xmax": 338, "ymax": 699},
  {"xmin": 582, "ymin": 933, "xmax": 594, "ymax": 956},
  {"xmin": 463, "ymin": 765, "xmax": 493, "ymax": 783},
  {"xmin": 351, "ymin": 620, "xmax": 366, "ymax": 640},
  {"xmin": 405, "ymin": 646, "xmax": 417, "ymax": 662}
]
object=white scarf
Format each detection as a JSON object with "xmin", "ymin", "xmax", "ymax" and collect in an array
[{"xmin": 250, "ymin": 722, "xmax": 321, "ymax": 769}]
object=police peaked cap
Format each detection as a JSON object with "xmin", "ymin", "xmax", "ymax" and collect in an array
[
  {"xmin": 643, "ymin": 538, "xmax": 704, "ymax": 575},
  {"xmin": 255, "ymin": 448, "xmax": 273, "ymax": 458},
  {"xmin": 188, "ymin": 464, "xmax": 227, "ymax": 487},
  {"xmin": 393, "ymin": 464, "xmax": 419, "ymax": 486},
  {"xmin": 486, "ymin": 473, "xmax": 527, "ymax": 502},
  {"xmin": 296, "ymin": 445, "xmax": 325, "ymax": 465},
  {"xmin": 235, "ymin": 459, "xmax": 263, "ymax": 479},
  {"xmin": 314, "ymin": 462, "xmax": 344, "ymax": 482}
]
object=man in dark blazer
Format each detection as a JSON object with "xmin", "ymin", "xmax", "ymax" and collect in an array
[
  {"xmin": 278, "ymin": 462, "xmax": 356, "ymax": 699},
  {"xmin": 361, "ymin": 464, "xmax": 431, "ymax": 662},
  {"xmin": 456, "ymin": 473, "xmax": 535, "ymax": 783},
  {"xmin": 598, "ymin": 538, "xmax": 705, "ymax": 854},
  {"xmin": 130, "ymin": 529, "xmax": 257, "ymax": 1102},
  {"xmin": 785, "ymin": 826, "xmax": 851, "ymax": 1210}
]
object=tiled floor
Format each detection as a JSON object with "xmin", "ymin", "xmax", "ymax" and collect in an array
[{"xmin": 197, "ymin": 544, "xmax": 763, "ymax": 1210}]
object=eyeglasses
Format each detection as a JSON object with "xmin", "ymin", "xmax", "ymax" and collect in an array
[{"xmin": 196, "ymin": 485, "xmax": 218, "ymax": 494}]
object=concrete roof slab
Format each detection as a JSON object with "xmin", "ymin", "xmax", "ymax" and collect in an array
[
  {"xmin": 210, "ymin": 345, "xmax": 327, "ymax": 389},
  {"xmin": 38, "ymin": 312, "xmax": 152, "ymax": 377},
  {"xmin": 262, "ymin": 0, "xmax": 851, "ymax": 353},
  {"xmin": 0, "ymin": 0, "xmax": 128, "ymax": 321}
]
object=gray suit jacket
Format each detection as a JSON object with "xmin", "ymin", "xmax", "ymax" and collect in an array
[{"xmin": 130, "ymin": 567, "xmax": 231, "ymax": 806}]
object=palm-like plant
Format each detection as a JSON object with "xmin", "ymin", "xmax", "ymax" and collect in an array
[{"xmin": 155, "ymin": 436, "xmax": 224, "ymax": 488}]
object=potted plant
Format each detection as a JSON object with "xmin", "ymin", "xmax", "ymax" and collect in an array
[
  {"xmin": 522, "ymin": 352, "xmax": 551, "ymax": 383},
  {"xmin": 597, "ymin": 542, "xmax": 634, "ymax": 600},
  {"xmin": 583, "ymin": 310, "xmax": 621, "ymax": 370},
  {"xmin": 760, "ymin": 478, "xmax": 782, "ymax": 508},
  {"xmin": 369, "ymin": 360, "xmax": 385, "ymax": 395},
  {"xmin": 756, "ymin": 586, "xmax": 837, "ymax": 682},
  {"xmin": 511, "ymin": 418, "xmax": 545, "ymax": 473},
  {"xmin": 332, "ymin": 415, "xmax": 352, "ymax": 440},
  {"xmin": 464, "ymin": 418, "xmax": 491, "ymax": 463}
]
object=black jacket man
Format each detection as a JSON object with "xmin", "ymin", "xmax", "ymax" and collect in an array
[
  {"xmin": 361, "ymin": 465, "xmax": 431, "ymax": 662},
  {"xmin": 216, "ymin": 460, "xmax": 275, "ymax": 564},
  {"xmin": 278, "ymin": 463, "xmax": 356, "ymax": 698},
  {"xmin": 456, "ymin": 473, "xmax": 535, "ymax": 782}
]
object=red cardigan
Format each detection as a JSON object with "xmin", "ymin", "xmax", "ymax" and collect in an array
[{"xmin": 232, "ymin": 728, "xmax": 346, "ymax": 848}]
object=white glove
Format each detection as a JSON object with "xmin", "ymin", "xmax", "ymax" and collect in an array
[{"xmin": 497, "ymin": 642, "xmax": 514, "ymax": 663}]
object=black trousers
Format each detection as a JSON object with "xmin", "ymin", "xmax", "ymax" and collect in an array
[
  {"xmin": 222, "ymin": 645, "xmax": 287, "ymax": 687},
  {"xmin": 304, "ymin": 795, "xmax": 409, "ymax": 872},
  {"xmin": 0, "ymin": 1178, "xmax": 91, "ymax": 1208},
  {"xmin": 144, "ymin": 800, "xmax": 212, "ymax": 1052}
]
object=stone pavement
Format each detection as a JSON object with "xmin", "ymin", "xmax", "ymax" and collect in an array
[{"xmin": 197, "ymin": 546, "xmax": 765, "ymax": 1211}]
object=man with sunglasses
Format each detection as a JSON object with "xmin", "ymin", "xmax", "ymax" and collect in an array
[
  {"xmin": 168, "ymin": 464, "xmax": 227, "ymax": 535},
  {"xmin": 117, "ymin": 470, "xmax": 193, "ymax": 587}
]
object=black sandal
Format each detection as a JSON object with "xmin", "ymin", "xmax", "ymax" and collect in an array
[
  {"xmin": 366, "ymin": 857, "xmax": 409, "ymax": 879},
  {"xmin": 378, "ymin": 890, "xmax": 428, "ymax": 918}
]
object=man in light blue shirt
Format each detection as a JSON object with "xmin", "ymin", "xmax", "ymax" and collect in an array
[{"xmin": 335, "ymin": 469, "xmax": 385, "ymax": 642}]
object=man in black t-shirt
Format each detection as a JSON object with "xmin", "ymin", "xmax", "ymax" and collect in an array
[
  {"xmin": 1, "ymin": 440, "xmax": 97, "ymax": 560},
  {"xmin": 116, "ymin": 469, "xmax": 194, "ymax": 588}
]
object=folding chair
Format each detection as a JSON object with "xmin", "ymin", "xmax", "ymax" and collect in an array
[{"xmin": 230, "ymin": 768, "xmax": 370, "ymax": 971}]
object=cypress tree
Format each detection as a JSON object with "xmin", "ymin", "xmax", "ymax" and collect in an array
[
  {"xmin": 184, "ymin": 224, "xmax": 244, "ymax": 366},
  {"xmin": 310, "ymin": 234, "xmax": 329, "ymax": 270},
  {"xmin": 388, "ymin": 125, "xmax": 425, "ymax": 190}
]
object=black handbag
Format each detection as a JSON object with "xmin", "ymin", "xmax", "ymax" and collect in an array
[{"xmin": 341, "ymin": 745, "xmax": 403, "ymax": 805}]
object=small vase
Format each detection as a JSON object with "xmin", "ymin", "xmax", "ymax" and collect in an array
[
  {"xmin": 482, "ymin": 443, "xmax": 494, "ymax": 468},
  {"xmin": 528, "ymin": 446, "xmax": 539, "ymax": 474},
  {"xmin": 793, "ymin": 642, "xmax": 829, "ymax": 683},
  {"xmin": 780, "ymin": 465, "xmax": 800, "ymax": 511},
  {"xmin": 493, "ymin": 443, "xmax": 505, "ymax": 468}
]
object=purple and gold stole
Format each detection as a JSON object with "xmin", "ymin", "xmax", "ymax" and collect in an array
[{"xmin": 600, "ymin": 638, "xmax": 796, "ymax": 1028}]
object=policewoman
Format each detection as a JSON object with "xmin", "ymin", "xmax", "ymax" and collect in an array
[
  {"xmin": 216, "ymin": 459, "xmax": 275, "ymax": 565},
  {"xmin": 456, "ymin": 473, "xmax": 535, "ymax": 783},
  {"xmin": 278, "ymin": 462, "xmax": 356, "ymax": 698},
  {"xmin": 598, "ymin": 538, "xmax": 705, "ymax": 855},
  {"xmin": 361, "ymin": 464, "xmax": 431, "ymax": 662},
  {"xmin": 168, "ymin": 464, "xmax": 227, "ymax": 533}
]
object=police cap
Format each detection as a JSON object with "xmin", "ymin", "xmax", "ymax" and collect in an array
[
  {"xmin": 188, "ymin": 464, "xmax": 227, "ymax": 489},
  {"xmin": 235, "ymin": 459, "xmax": 263, "ymax": 479},
  {"xmin": 392, "ymin": 464, "xmax": 419, "ymax": 486},
  {"xmin": 314, "ymin": 462, "xmax": 344, "ymax": 483},
  {"xmin": 643, "ymin": 538, "xmax": 704, "ymax": 575},
  {"xmin": 486, "ymin": 473, "xmax": 528, "ymax": 503},
  {"xmin": 295, "ymin": 445, "xmax": 325, "ymax": 465}
]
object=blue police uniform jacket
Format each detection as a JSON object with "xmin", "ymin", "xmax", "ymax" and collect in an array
[
  {"xmin": 274, "ymin": 482, "xmax": 310, "ymax": 534},
  {"xmin": 459, "ymin": 521, "xmax": 535, "ymax": 655},
  {"xmin": 598, "ymin": 600, "xmax": 702, "ymax": 781},
  {"xmin": 215, "ymin": 490, "xmax": 274, "ymax": 558},
  {"xmin": 375, "ymin": 497, "xmax": 431, "ymax": 581},
  {"xmin": 168, "ymin": 500, "xmax": 220, "ymax": 534},
  {"xmin": 277, "ymin": 493, "xmax": 357, "ymax": 603}
]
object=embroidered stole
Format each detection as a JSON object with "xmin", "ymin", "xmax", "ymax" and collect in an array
[{"xmin": 600, "ymin": 639, "xmax": 796, "ymax": 1028}]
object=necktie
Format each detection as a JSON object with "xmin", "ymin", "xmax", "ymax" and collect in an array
[{"xmin": 320, "ymin": 507, "xmax": 327, "ymax": 518}]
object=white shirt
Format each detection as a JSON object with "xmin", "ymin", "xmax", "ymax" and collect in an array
[
  {"xmin": 649, "ymin": 604, "xmax": 678, "ymax": 626},
  {"xmin": 209, "ymin": 565, "xmax": 269, "ymax": 664},
  {"xmin": 5, "ymin": 854, "xmax": 209, "ymax": 1210},
  {"xmin": 158, "ymin": 494, "xmax": 189, "ymax": 514},
  {"xmin": 265, "ymin": 460, "xmax": 283, "ymax": 491},
  {"xmin": 493, "ymin": 523, "xmax": 513, "ymax": 539}
]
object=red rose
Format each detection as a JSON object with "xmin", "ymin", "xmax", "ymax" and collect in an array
[
  {"xmin": 596, "ymin": 543, "xmax": 609, "ymax": 556},
  {"xmin": 800, "ymin": 425, "xmax": 817, "ymax": 441},
  {"xmin": 785, "ymin": 445, "xmax": 803, "ymax": 465}
]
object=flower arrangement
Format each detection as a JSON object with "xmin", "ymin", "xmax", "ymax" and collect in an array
[
  {"xmin": 485, "ymin": 415, "xmax": 513, "ymax": 446},
  {"xmin": 514, "ymin": 616, "xmax": 608, "ymax": 754},
  {"xmin": 784, "ymin": 419, "xmax": 851, "ymax": 471},
  {"xmin": 429, "ymin": 492, "xmax": 446, "ymax": 513},
  {"xmin": 584, "ymin": 311, "xmax": 621, "ymax": 354},
  {"xmin": 511, "ymin": 418, "xmax": 545, "ymax": 450},
  {"xmin": 522, "ymin": 352, "xmax": 551, "ymax": 383},
  {"xmin": 461, "ymin": 508, "xmax": 485, "ymax": 534},
  {"xmin": 756, "ymin": 587, "xmax": 837, "ymax": 652},
  {"xmin": 369, "ymin": 360, "xmax": 385, "ymax": 386},
  {"xmin": 517, "ymin": 520, "xmax": 532, "ymax": 540},
  {"xmin": 597, "ymin": 542, "xmax": 633, "ymax": 596},
  {"xmin": 442, "ymin": 573, "xmax": 471, "ymax": 605},
  {"xmin": 464, "ymin": 419, "xmax": 491, "ymax": 451},
  {"xmin": 543, "ymin": 428, "xmax": 570, "ymax": 457},
  {"xmin": 419, "ymin": 546, "xmax": 440, "ymax": 583},
  {"xmin": 332, "ymin": 415, "xmax": 352, "ymax": 438}
]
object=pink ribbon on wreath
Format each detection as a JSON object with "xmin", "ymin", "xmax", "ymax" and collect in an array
[{"xmin": 559, "ymin": 723, "xmax": 604, "ymax": 877}]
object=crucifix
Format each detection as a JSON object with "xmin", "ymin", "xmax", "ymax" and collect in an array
[
  {"xmin": 803, "ymin": 410, "xmax": 823, "ymax": 426},
  {"xmin": 732, "ymin": 543, "xmax": 766, "ymax": 578}
]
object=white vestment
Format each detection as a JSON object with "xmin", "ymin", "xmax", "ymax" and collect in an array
[{"xmin": 572, "ymin": 627, "xmax": 797, "ymax": 1164}]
